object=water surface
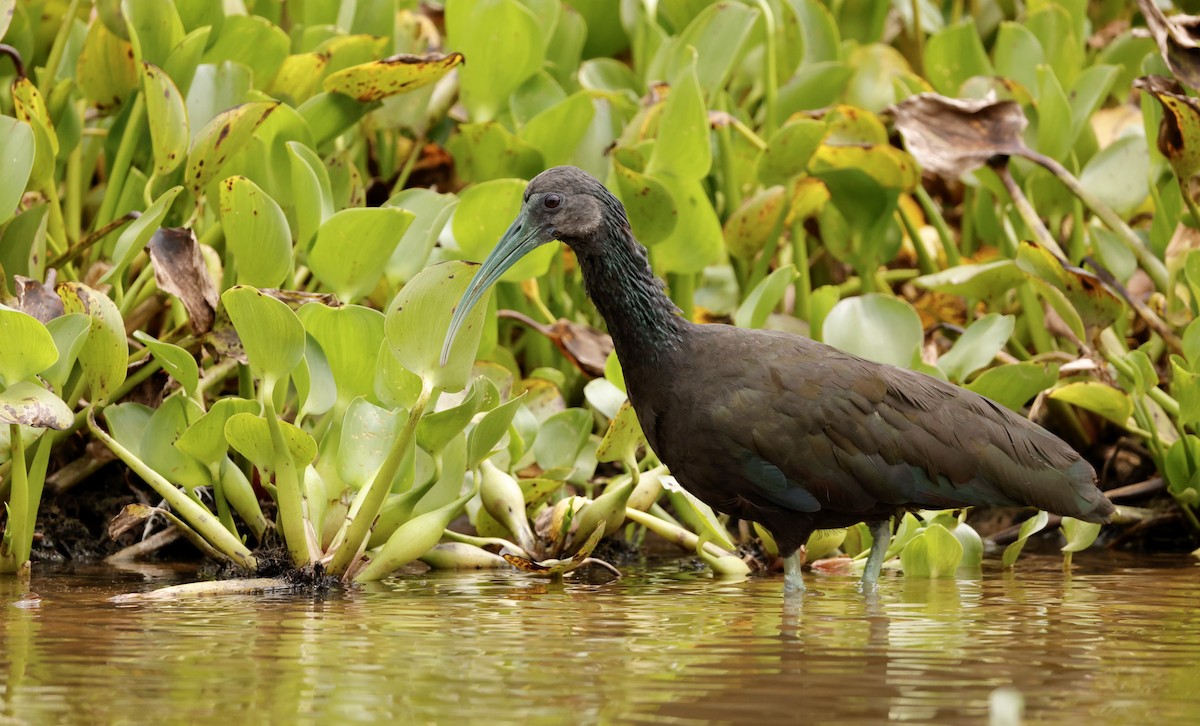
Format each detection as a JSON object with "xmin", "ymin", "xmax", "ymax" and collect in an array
[{"xmin": 2, "ymin": 555, "xmax": 1198, "ymax": 724}]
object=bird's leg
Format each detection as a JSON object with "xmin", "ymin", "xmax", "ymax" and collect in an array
[
  {"xmin": 859, "ymin": 518, "xmax": 893, "ymax": 591},
  {"xmin": 783, "ymin": 551, "xmax": 805, "ymax": 594}
]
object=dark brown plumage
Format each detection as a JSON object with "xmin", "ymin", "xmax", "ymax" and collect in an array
[{"xmin": 444, "ymin": 166, "xmax": 1113, "ymax": 592}]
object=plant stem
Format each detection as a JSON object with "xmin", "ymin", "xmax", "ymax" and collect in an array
[
  {"xmin": 263, "ymin": 382, "xmax": 313, "ymax": 566},
  {"xmin": 0, "ymin": 424, "xmax": 29, "ymax": 572},
  {"xmin": 896, "ymin": 202, "xmax": 937, "ymax": 275},
  {"xmin": 36, "ymin": 0, "xmax": 78, "ymax": 96},
  {"xmin": 1019, "ymin": 283, "xmax": 1055, "ymax": 354},
  {"xmin": 94, "ymin": 92, "xmax": 145, "ymax": 230},
  {"xmin": 791, "ymin": 222, "xmax": 811, "ymax": 319},
  {"xmin": 914, "ymin": 186, "xmax": 960, "ymax": 266},
  {"xmin": 1029, "ymin": 152, "xmax": 1169, "ymax": 290},
  {"xmin": 752, "ymin": 0, "xmax": 778, "ymax": 138},
  {"xmin": 327, "ymin": 383, "xmax": 435, "ymax": 577},
  {"xmin": 87, "ymin": 407, "xmax": 256, "ymax": 568},
  {"xmin": 668, "ymin": 272, "xmax": 695, "ymax": 321},
  {"xmin": 995, "ymin": 164, "xmax": 1068, "ymax": 260}
]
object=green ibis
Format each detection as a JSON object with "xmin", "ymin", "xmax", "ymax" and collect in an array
[{"xmin": 441, "ymin": 166, "xmax": 1113, "ymax": 593}]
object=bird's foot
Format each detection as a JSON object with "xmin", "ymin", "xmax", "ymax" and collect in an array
[{"xmin": 783, "ymin": 552, "xmax": 805, "ymax": 594}]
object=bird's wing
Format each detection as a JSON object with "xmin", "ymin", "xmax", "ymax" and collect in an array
[{"xmin": 698, "ymin": 329, "xmax": 1101, "ymax": 517}]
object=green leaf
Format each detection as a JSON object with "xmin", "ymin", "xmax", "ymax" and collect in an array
[
  {"xmin": 293, "ymin": 333, "xmax": 337, "ymax": 420},
  {"xmin": 533, "ymin": 408, "xmax": 592, "ymax": 472},
  {"xmin": 386, "ymin": 260, "xmax": 488, "ymax": 393},
  {"xmin": 936, "ymin": 313, "xmax": 1015, "ymax": 384},
  {"xmin": 270, "ymin": 52, "xmax": 330, "ymax": 105},
  {"xmin": 101, "ymin": 185, "xmax": 184, "ymax": 284},
  {"xmin": 0, "ymin": 380, "xmax": 72, "ymax": 430},
  {"xmin": 647, "ymin": 57, "xmax": 710, "ymax": 179},
  {"xmin": 199, "ymin": 14, "xmax": 289, "ymax": 84},
  {"xmin": 611, "ymin": 153, "xmax": 677, "ymax": 247},
  {"xmin": 286, "ymin": 141, "xmax": 334, "ymax": 251},
  {"xmin": 375, "ymin": 340, "xmax": 423, "ymax": 410},
  {"xmin": 1035, "ymin": 65, "xmax": 1072, "ymax": 161},
  {"xmin": 923, "ymin": 20, "xmax": 993, "ymax": 95},
  {"xmin": 648, "ymin": 173, "xmax": 723, "ymax": 274},
  {"xmin": 1015, "ymin": 242, "xmax": 1124, "ymax": 331},
  {"xmin": 339, "ymin": 398, "xmax": 405, "ymax": 489},
  {"xmin": 141, "ymin": 395, "xmax": 209, "ymax": 491},
  {"xmin": 0, "ymin": 306, "xmax": 58, "ymax": 387},
  {"xmin": 913, "ymin": 260, "xmax": 1027, "ymax": 300},
  {"xmin": 992, "ymin": 21, "xmax": 1044, "ymax": 92},
  {"xmin": 296, "ymin": 303, "xmax": 384, "ymax": 410},
  {"xmin": 899, "ymin": 523, "xmax": 963, "ymax": 578},
  {"xmin": 757, "ymin": 119, "xmax": 827, "ymax": 186},
  {"xmin": 724, "ymin": 187, "xmax": 788, "ymax": 260},
  {"xmin": 0, "ymin": 117, "xmax": 34, "ymax": 225},
  {"xmin": 75, "ymin": 16, "xmax": 138, "ymax": 112},
  {"xmin": 57, "ymin": 282, "xmax": 128, "ymax": 405},
  {"xmin": 447, "ymin": 0, "xmax": 544, "ymax": 121},
  {"xmin": 163, "ymin": 26, "xmax": 211, "ymax": 99},
  {"xmin": 308, "ymin": 208, "xmax": 414, "ymax": 300},
  {"xmin": 123, "ymin": 0, "xmax": 184, "ymax": 67},
  {"xmin": 185, "ymin": 101, "xmax": 278, "ymax": 194},
  {"xmin": 823, "ymin": 294, "xmax": 923, "ymax": 368},
  {"xmin": 468, "ymin": 391, "xmax": 528, "ymax": 468},
  {"xmin": 1079, "ymin": 135, "xmax": 1151, "ymax": 220},
  {"xmin": 132, "ymin": 331, "xmax": 198, "ymax": 398},
  {"xmin": 417, "ymin": 377, "xmax": 492, "ymax": 453},
  {"xmin": 221, "ymin": 286, "xmax": 306, "ymax": 387},
  {"xmin": 224, "ymin": 412, "xmax": 317, "ymax": 473},
  {"xmin": 42, "ymin": 313, "xmax": 91, "ymax": 393},
  {"xmin": 219, "ymin": 176, "xmax": 291, "ymax": 288},
  {"xmin": 324, "ymin": 51, "xmax": 464, "ymax": 102},
  {"xmin": 804, "ymin": 528, "xmax": 847, "ymax": 562},
  {"xmin": 734, "ymin": 264, "xmax": 797, "ymax": 329},
  {"xmin": 966, "ymin": 362, "xmax": 1059, "ymax": 412},
  {"xmin": 384, "ymin": 188, "xmax": 458, "ymax": 284},
  {"xmin": 175, "ymin": 397, "xmax": 260, "ymax": 464},
  {"xmin": 595, "ymin": 399, "xmax": 645, "ymax": 466},
  {"xmin": 1002, "ymin": 510, "xmax": 1049, "ymax": 568},
  {"xmin": 297, "ymin": 92, "xmax": 368, "ymax": 149},
  {"xmin": 520, "ymin": 91, "xmax": 595, "ymax": 168},
  {"xmin": 356, "ymin": 487, "xmax": 476, "ymax": 581},
  {"xmin": 141, "ymin": 62, "xmax": 188, "ymax": 175},
  {"xmin": 664, "ymin": 0, "xmax": 759, "ymax": 97},
  {"xmin": 1060, "ymin": 517, "xmax": 1101, "ymax": 554},
  {"xmin": 662, "ymin": 475, "xmax": 738, "ymax": 552},
  {"xmin": 445, "ymin": 122, "xmax": 544, "ymax": 184},
  {"xmin": 185, "ymin": 60, "xmax": 253, "ymax": 133},
  {"xmin": 1049, "ymin": 382, "xmax": 1133, "ymax": 427}
]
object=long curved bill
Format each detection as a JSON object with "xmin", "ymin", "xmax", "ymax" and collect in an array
[{"xmin": 440, "ymin": 211, "xmax": 540, "ymax": 367}]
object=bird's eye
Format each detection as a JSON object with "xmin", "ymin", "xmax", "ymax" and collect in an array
[{"xmin": 544, "ymin": 193, "xmax": 562, "ymax": 210}]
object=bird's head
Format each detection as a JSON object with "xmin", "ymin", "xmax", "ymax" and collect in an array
[{"xmin": 440, "ymin": 166, "xmax": 617, "ymax": 366}]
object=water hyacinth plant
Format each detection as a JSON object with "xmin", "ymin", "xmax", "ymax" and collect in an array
[{"xmin": 0, "ymin": 0, "xmax": 1196, "ymax": 586}]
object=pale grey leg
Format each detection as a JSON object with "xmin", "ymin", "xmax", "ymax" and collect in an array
[
  {"xmin": 860, "ymin": 519, "xmax": 892, "ymax": 591},
  {"xmin": 783, "ymin": 551, "xmax": 805, "ymax": 594}
]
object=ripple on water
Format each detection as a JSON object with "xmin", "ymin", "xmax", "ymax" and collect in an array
[{"xmin": 1, "ymin": 556, "xmax": 1199, "ymax": 724}]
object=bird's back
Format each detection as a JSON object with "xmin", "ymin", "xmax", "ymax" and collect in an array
[{"xmin": 627, "ymin": 323, "xmax": 1112, "ymax": 552}]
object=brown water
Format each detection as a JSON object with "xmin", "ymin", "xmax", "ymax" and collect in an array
[{"xmin": 1, "ymin": 555, "xmax": 1198, "ymax": 725}]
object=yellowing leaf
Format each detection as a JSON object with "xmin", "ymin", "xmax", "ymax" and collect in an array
[{"xmin": 323, "ymin": 52, "xmax": 464, "ymax": 102}]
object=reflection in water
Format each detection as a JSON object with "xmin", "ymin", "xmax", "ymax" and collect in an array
[{"xmin": 1, "ymin": 556, "xmax": 1199, "ymax": 724}]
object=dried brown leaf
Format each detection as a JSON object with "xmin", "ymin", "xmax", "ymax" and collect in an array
[
  {"xmin": 1134, "ymin": 75, "xmax": 1200, "ymax": 180},
  {"xmin": 890, "ymin": 93, "xmax": 1031, "ymax": 178},
  {"xmin": 14, "ymin": 274, "xmax": 63, "ymax": 323},
  {"xmin": 499, "ymin": 310, "xmax": 613, "ymax": 377},
  {"xmin": 147, "ymin": 227, "xmax": 219, "ymax": 334},
  {"xmin": 1138, "ymin": 0, "xmax": 1200, "ymax": 90}
]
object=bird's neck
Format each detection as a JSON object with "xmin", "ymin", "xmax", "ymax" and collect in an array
[{"xmin": 575, "ymin": 223, "xmax": 686, "ymax": 367}]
